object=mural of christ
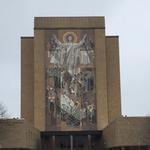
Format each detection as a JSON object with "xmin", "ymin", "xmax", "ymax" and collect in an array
[
  {"xmin": 49, "ymin": 32, "xmax": 92, "ymax": 75},
  {"xmin": 46, "ymin": 31, "xmax": 96, "ymax": 129}
]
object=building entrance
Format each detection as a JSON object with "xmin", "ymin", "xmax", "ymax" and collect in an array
[{"xmin": 41, "ymin": 131, "xmax": 102, "ymax": 150}]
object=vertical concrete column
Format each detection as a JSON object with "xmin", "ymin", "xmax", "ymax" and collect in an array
[
  {"xmin": 95, "ymin": 29, "xmax": 108, "ymax": 129},
  {"xmin": 52, "ymin": 135, "xmax": 55, "ymax": 150},
  {"xmin": 34, "ymin": 30, "xmax": 46, "ymax": 131},
  {"xmin": 21, "ymin": 38, "xmax": 34, "ymax": 124},
  {"xmin": 88, "ymin": 134, "xmax": 91, "ymax": 150},
  {"xmin": 106, "ymin": 37, "xmax": 121, "ymax": 123},
  {"xmin": 70, "ymin": 135, "xmax": 73, "ymax": 150}
]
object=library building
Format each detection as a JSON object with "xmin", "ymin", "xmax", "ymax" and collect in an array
[{"xmin": 0, "ymin": 17, "xmax": 150, "ymax": 150}]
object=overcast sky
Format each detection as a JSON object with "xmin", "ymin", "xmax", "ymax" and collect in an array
[{"xmin": 0, "ymin": 0, "xmax": 150, "ymax": 117}]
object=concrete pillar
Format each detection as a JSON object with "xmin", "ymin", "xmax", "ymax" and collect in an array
[
  {"xmin": 70, "ymin": 135, "xmax": 73, "ymax": 150},
  {"xmin": 52, "ymin": 135, "xmax": 55, "ymax": 150}
]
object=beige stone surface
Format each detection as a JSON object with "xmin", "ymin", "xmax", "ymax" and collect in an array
[
  {"xmin": 103, "ymin": 117, "xmax": 150, "ymax": 148},
  {"xmin": 0, "ymin": 119, "xmax": 40, "ymax": 149},
  {"xmin": 34, "ymin": 17, "xmax": 105, "ymax": 29},
  {"xmin": 34, "ymin": 30, "xmax": 46, "ymax": 131},
  {"xmin": 21, "ymin": 37, "xmax": 34, "ymax": 124},
  {"xmin": 15, "ymin": 16, "xmax": 150, "ymax": 150},
  {"xmin": 20, "ymin": 17, "xmax": 122, "ymax": 132},
  {"xmin": 95, "ymin": 29, "xmax": 108, "ymax": 130},
  {"xmin": 106, "ymin": 36, "xmax": 122, "ymax": 123}
]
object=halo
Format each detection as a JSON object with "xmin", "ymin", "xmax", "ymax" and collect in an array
[{"xmin": 63, "ymin": 32, "xmax": 77, "ymax": 43}]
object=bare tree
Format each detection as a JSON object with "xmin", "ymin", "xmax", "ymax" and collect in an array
[{"xmin": 0, "ymin": 103, "xmax": 7, "ymax": 118}]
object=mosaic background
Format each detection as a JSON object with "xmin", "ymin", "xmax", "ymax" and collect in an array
[{"xmin": 45, "ymin": 30, "xmax": 96, "ymax": 130}]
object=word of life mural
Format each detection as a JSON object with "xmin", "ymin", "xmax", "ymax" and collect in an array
[{"xmin": 45, "ymin": 30, "xmax": 96, "ymax": 130}]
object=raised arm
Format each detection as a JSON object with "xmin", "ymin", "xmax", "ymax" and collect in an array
[
  {"xmin": 52, "ymin": 34, "xmax": 62, "ymax": 46},
  {"xmin": 80, "ymin": 34, "xmax": 87, "ymax": 44},
  {"xmin": 75, "ymin": 34, "xmax": 87, "ymax": 48}
]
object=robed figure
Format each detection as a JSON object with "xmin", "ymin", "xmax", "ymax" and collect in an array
[{"xmin": 48, "ymin": 32, "xmax": 93, "ymax": 75}]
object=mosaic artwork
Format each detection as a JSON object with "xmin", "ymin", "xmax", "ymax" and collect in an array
[{"xmin": 45, "ymin": 30, "xmax": 96, "ymax": 130}]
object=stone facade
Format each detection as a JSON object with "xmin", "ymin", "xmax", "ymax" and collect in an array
[
  {"xmin": 103, "ymin": 117, "xmax": 150, "ymax": 148},
  {"xmin": 0, "ymin": 17, "xmax": 149, "ymax": 150},
  {"xmin": 0, "ymin": 119, "xmax": 40, "ymax": 149},
  {"xmin": 21, "ymin": 17, "xmax": 122, "ymax": 131},
  {"xmin": 21, "ymin": 37, "xmax": 34, "ymax": 124}
]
